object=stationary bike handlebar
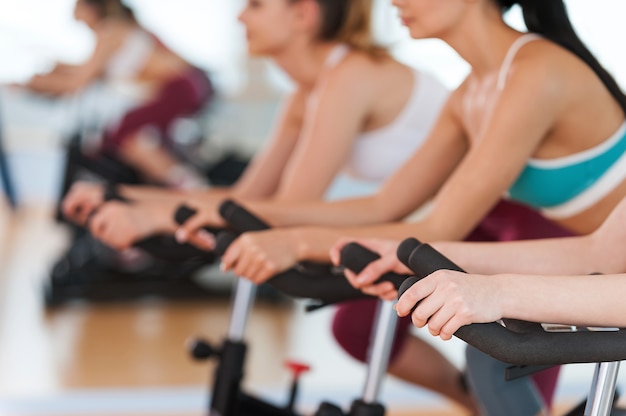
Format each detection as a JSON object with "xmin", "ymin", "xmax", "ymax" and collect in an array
[
  {"xmin": 395, "ymin": 237, "xmax": 626, "ymax": 366},
  {"xmin": 172, "ymin": 200, "xmax": 405, "ymax": 304}
]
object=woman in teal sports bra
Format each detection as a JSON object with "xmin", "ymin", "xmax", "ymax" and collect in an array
[{"xmin": 176, "ymin": 0, "xmax": 626, "ymax": 415}]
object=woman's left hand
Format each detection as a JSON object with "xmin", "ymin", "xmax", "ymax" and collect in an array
[
  {"xmin": 221, "ymin": 229, "xmax": 301, "ymax": 284},
  {"xmin": 395, "ymin": 270, "xmax": 503, "ymax": 340},
  {"xmin": 330, "ymin": 237, "xmax": 412, "ymax": 301}
]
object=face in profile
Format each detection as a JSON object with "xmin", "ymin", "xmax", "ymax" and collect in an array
[
  {"xmin": 238, "ymin": 0, "xmax": 310, "ymax": 56},
  {"xmin": 391, "ymin": 0, "xmax": 469, "ymax": 39}
]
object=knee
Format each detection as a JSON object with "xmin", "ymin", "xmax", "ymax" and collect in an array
[
  {"xmin": 331, "ymin": 299, "xmax": 411, "ymax": 365},
  {"xmin": 465, "ymin": 346, "xmax": 545, "ymax": 416},
  {"xmin": 331, "ymin": 299, "xmax": 377, "ymax": 363}
]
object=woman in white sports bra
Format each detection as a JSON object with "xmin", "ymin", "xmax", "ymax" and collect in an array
[
  {"xmin": 21, "ymin": 0, "xmax": 213, "ymax": 188},
  {"xmin": 178, "ymin": 0, "xmax": 626, "ymax": 414},
  {"xmin": 63, "ymin": 0, "xmax": 449, "ymax": 239}
]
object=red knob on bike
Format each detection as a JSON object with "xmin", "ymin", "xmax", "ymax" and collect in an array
[{"xmin": 285, "ymin": 360, "xmax": 311, "ymax": 378}]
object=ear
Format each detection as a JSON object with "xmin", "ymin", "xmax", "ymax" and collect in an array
[{"xmin": 291, "ymin": 0, "xmax": 322, "ymax": 36}]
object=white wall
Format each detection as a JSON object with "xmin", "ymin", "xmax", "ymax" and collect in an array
[{"xmin": 2, "ymin": 0, "xmax": 626, "ymax": 88}]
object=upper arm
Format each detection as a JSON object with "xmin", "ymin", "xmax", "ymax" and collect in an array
[
  {"xmin": 230, "ymin": 91, "xmax": 304, "ymax": 199},
  {"xmin": 272, "ymin": 63, "xmax": 370, "ymax": 201},
  {"xmin": 418, "ymin": 61, "xmax": 564, "ymax": 240},
  {"xmin": 76, "ymin": 24, "xmax": 126, "ymax": 84}
]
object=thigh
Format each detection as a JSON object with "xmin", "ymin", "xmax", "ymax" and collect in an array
[{"xmin": 465, "ymin": 345, "xmax": 545, "ymax": 416}]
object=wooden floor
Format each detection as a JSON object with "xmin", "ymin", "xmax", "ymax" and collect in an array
[
  {"xmin": 0, "ymin": 203, "xmax": 597, "ymax": 416},
  {"xmin": 0, "ymin": 202, "xmax": 476, "ymax": 416}
]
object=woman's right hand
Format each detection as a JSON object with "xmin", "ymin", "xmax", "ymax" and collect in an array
[
  {"xmin": 88, "ymin": 200, "xmax": 176, "ymax": 250},
  {"xmin": 330, "ymin": 237, "xmax": 413, "ymax": 300},
  {"xmin": 62, "ymin": 182, "xmax": 106, "ymax": 225}
]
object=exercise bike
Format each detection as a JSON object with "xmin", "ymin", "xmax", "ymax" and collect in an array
[{"xmin": 175, "ymin": 200, "xmax": 409, "ymax": 416}]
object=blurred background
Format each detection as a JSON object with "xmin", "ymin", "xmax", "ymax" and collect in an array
[{"xmin": 0, "ymin": 0, "xmax": 626, "ymax": 415}]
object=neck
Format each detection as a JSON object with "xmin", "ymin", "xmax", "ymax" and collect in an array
[
  {"xmin": 273, "ymin": 41, "xmax": 340, "ymax": 90},
  {"xmin": 442, "ymin": 7, "xmax": 524, "ymax": 78}
]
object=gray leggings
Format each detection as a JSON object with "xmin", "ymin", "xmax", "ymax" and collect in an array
[{"xmin": 466, "ymin": 346, "xmax": 545, "ymax": 416}]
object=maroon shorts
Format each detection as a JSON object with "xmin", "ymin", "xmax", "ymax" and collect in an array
[{"xmin": 331, "ymin": 199, "xmax": 573, "ymax": 408}]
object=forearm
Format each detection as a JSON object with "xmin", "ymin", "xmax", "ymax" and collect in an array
[
  {"xmin": 432, "ymin": 235, "xmax": 599, "ymax": 275},
  {"xmin": 292, "ymin": 227, "xmax": 345, "ymax": 263},
  {"xmin": 26, "ymin": 71, "xmax": 88, "ymax": 94},
  {"xmin": 245, "ymin": 196, "xmax": 394, "ymax": 228},
  {"xmin": 135, "ymin": 200, "xmax": 184, "ymax": 235},
  {"xmin": 288, "ymin": 218, "xmax": 451, "ymax": 264},
  {"xmin": 497, "ymin": 273, "xmax": 626, "ymax": 327},
  {"xmin": 119, "ymin": 185, "xmax": 229, "ymax": 204}
]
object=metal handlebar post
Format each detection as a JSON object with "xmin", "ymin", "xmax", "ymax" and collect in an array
[
  {"xmin": 227, "ymin": 278, "xmax": 257, "ymax": 342},
  {"xmin": 585, "ymin": 361, "xmax": 620, "ymax": 416},
  {"xmin": 362, "ymin": 300, "xmax": 397, "ymax": 403}
]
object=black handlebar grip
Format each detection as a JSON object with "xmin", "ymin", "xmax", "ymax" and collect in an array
[
  {"xmin": 214, "ymin": 231, "xmax": 238, "ymax": 257},
  {"xmin": 339, "ymin": 242, "xmax": 406, "ymax": 289},
  {"xmin": 395, "ymin": 238, "xmax": 424, "ymax": 309},
  {"xmin": 174, "ymin": 205, "xmax": 197, "ymax": 225},
  {"xmin": 103, "ymin": 183, "xmax": 129, "ymax": 202},
  {"xmin": 396, "ymin": 239, "xmax": 626, "ymax": 366},
  {"xmin": 218, "ymin": 199, "xmax": 269, "ymax": 232},
  {"xmin": 340, "ymin": 242, "xmax": 381, "ymax": 273},
  {"xmin": 397, "ymin": 241, "xmax": 467, "ymax": 312},
  {"xmin": 396, "ymin": 237, "xmax": 421, "ymax": 268},
  {"xmin": 407, "ymin": 243, "xmax": 464, "ymax": 278}
]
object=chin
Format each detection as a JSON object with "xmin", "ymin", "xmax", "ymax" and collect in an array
[
  {"xmin": 408, "ymin": 28, "xmax": 430, "ymax": 40},
  {"xmin": 247, "ymin": 46, "xmax": 265, "ymax": 56}
]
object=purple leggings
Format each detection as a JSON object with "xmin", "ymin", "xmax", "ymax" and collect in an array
[
  {"xmin": 332, "ymin": 199, "xmax": 573, "ymax": 409},
  {"xmin": 103, "ymin": 66, "xmax": 212, "ymax": 151}
]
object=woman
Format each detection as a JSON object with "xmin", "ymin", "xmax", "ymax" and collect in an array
[
  {"xmin": 395, "ymin": 195, "xmax": 626, "ymax": 339},
  {"xmin": 22, "ymin": 0, "xmax": 212, "ymax": 188},
  {"xmin": 183, "ymin": 0, "xmax": 626, "ymax": 414},
  {"xmin": 394, "ymin": 195, "xmax": 626, "ymax": 416}
]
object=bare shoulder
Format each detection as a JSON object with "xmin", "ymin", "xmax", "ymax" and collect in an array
[
  {"xmin": 325, "ymin": 50, "xmax": 412, "ymax": 94},
  {"xmin": 95, "ymin": 20, "xmax": 136, "ymax": 45},
  {"xmin": 508, "ymin": 38, "xmax": 590, "ymax": 87}
]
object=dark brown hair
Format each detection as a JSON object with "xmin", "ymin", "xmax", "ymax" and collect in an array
[
  {"xmin": 496, "ymin": 0, "xmax": 626, "ymax": 115},
  {"xmin": 82, "ymin": 0, "xmax": 136, "ymax": 22}
]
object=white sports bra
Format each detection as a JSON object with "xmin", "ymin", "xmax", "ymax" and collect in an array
[
  {"xmin": 310, "ymin": 44, "xmax": 449, "ymax": 183},
  {"xmin": 105, "ymin": 29, "xmax": 155, "ymax": 80},
  {"xmin": 346, "ymin": 70, "xmax": 449, "ymax": 181}
]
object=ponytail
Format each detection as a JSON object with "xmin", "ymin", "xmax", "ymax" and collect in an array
[
  {"xmin": 497, "ymin": 0, "xmax": 626, "ymax": 115},
  {"xmin": 315, "ymin": 0, "xmax": 386, "ymax": 58}
]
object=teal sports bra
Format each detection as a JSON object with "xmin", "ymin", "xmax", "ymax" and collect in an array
[
  {"xmin": 508, "ymin": 122, "xmax": 626, "ymax": 209},
  {"xmin": 495, "ymin": 34, "xmax": 626, "ymax": 218}
]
